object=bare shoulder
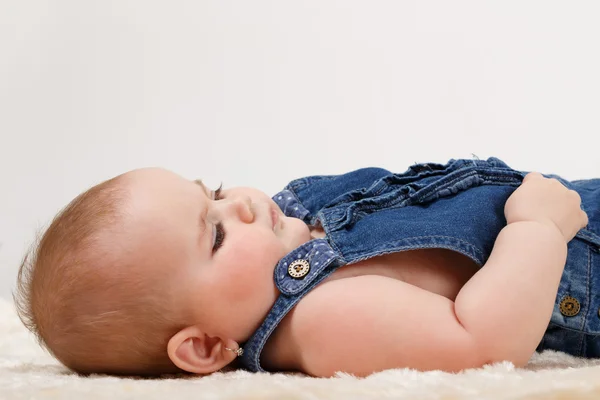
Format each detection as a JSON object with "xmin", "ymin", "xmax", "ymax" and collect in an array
[{"xmin": 287, "ymin": 275, "xmax": 489, "ymax": 377}]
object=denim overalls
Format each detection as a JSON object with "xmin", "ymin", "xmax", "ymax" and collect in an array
[{"xmin": 238, "ymin": 157, "xmax": 600, "ymax": 372}]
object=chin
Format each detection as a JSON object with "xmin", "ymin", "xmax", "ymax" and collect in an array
[{"xmin": 282, "ymin": 217, "xmax": 312, "ymax": 248}]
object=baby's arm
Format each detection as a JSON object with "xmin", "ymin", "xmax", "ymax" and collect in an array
[
  {"xmin": 457, "ymin": 172, "xmax": 586, "ymax": 365},
  {"xmin": 290, "ymin": 275, "xmax": 486, "ymax": 377},
  {"xmin": 291, "ymin": 221, "xmax": 566, "ymax": 377},
  {"xmin": 455, "ymin": 220, "xmax": 567, "ymax": 366}
]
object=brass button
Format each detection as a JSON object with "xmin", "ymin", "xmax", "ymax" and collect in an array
[
  {"xmin": 559, "ymin": 296, "xmax": 580, "ymax": 317},
  {"xmin": 288, "ymin": 259, "xmax": 310, "ymax": 279}
]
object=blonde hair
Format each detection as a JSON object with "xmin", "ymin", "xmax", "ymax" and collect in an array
[{"xmin": 14, "ymin": 176, "xmax": 186, "ymax": 376}]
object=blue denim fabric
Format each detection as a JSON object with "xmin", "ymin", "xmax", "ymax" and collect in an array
[{"xmin": 238, "ymin": 157, "xmax": 600, "ymax": 372}]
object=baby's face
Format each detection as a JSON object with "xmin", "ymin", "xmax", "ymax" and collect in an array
[{"xmin": 121, "ymin": 168, "xmax": 312, "ymax": 341}]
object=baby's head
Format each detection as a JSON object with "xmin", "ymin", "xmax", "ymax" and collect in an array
[{"xmin": 14, "ymin": 168, "xmax": 311, "ymax": 376}]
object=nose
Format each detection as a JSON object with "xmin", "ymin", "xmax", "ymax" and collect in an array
[{"xmin": 211, "ymin": 196, "xmax": 254, "ymax": 224}]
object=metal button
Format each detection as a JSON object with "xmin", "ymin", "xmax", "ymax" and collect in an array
[
  {"xmin": 559, "ymin": 296, "xmax": 580, "ymax": 317},
  {"xmin": 288, "ymin": 259, "xmax": 310, "ymax": 279}
]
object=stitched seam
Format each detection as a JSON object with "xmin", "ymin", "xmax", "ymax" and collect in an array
[
  {"xmin": 287, "ymin": 175, "xmax": 338, "ymax": 192},
  {"xmin": 320, "ymin": 218, "xmax": 348, "ymax": 264},
  {"xmin": 253, "ymin": 267, "xmax": 339, "ymax": 372},
  {"xmin": 579, "ymin": 245, "xmax": 593, "ymax": 354}
]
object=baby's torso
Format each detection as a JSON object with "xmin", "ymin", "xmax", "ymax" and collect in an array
[
  {"xmin": 261, "ymin": 227, "xmax": 479, "ymax": 371},
  {"xmin": 240, "ymin": 157, "xmax": 600, "ymax": 372}
]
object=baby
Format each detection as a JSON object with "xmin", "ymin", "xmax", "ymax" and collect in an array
[{"xmin": 14, "ymin": 156, "xmax": 596, "ymax": 377}]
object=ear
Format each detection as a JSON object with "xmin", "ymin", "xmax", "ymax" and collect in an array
[{"xmin": 167, "ymin": 325, "xmax": 239, "ymax": 374}]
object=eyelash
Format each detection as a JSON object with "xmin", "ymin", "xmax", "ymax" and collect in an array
[{"xmin": 212, "ymin": 184, "xmax": 225, "ymax": 253}]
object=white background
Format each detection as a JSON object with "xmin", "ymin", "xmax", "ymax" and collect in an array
[{"xmin": 1, "ymin": 1, "xmax": 599, "ymax": 298}]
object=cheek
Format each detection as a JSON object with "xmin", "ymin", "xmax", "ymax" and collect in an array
[
  {"xmin": 226, "ymin": 233, "xmax": 284, "ymax": 264},
  {"xmin": 218, "ymin": 235, "xmax": 282, "ymax": 297}
]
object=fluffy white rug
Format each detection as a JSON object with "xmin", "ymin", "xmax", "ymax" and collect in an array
[{"xmin": 2, "ymin": 299, "xmax": 600, "ymax": 400}]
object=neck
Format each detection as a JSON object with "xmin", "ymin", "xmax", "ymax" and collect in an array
[{"xmin": 309, "ymin": 226, "xmax": 326, "ymax": 239}]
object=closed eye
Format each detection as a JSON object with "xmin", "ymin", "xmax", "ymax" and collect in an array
[
  {"xmin": 213, "ymin": 222, "xmax": 225, "ymax": 252},
  {"xmin": 212, "ymin": 184, "xmax": 225, "ymax": 252}
]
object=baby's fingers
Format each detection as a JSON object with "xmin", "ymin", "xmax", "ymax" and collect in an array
[
  {"xmin": 580, "ymin": 209, "xmax": 589, "ymax": 229},
  {"xmin": 566, "ymin": 189, "xmax": 588, "ymax": 228},
  {"xmin": 523, "ymin": 172, "xmax": 544, "ymax": 183}
]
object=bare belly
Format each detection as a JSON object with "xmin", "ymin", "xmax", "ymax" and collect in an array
[
  {"xmin": 310, "ymin": 227, "xmax": 479, "ymax": 301},
  {"xmin": 260, "ymin": 227, "xmax": 480, "ymax": 371},
  {"xmin": 322, "ymin": 247, "xmax": 479, "ymax": 301}
]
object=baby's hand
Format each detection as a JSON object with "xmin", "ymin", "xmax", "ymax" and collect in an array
[{"xmin": 504, "ymin": 172, "xmax": 588, "ymax": 243}]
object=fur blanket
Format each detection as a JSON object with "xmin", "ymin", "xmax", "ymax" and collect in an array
[{"xmin": 2, "ymin": 298, "xmax": 600, "ymax": 399}]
